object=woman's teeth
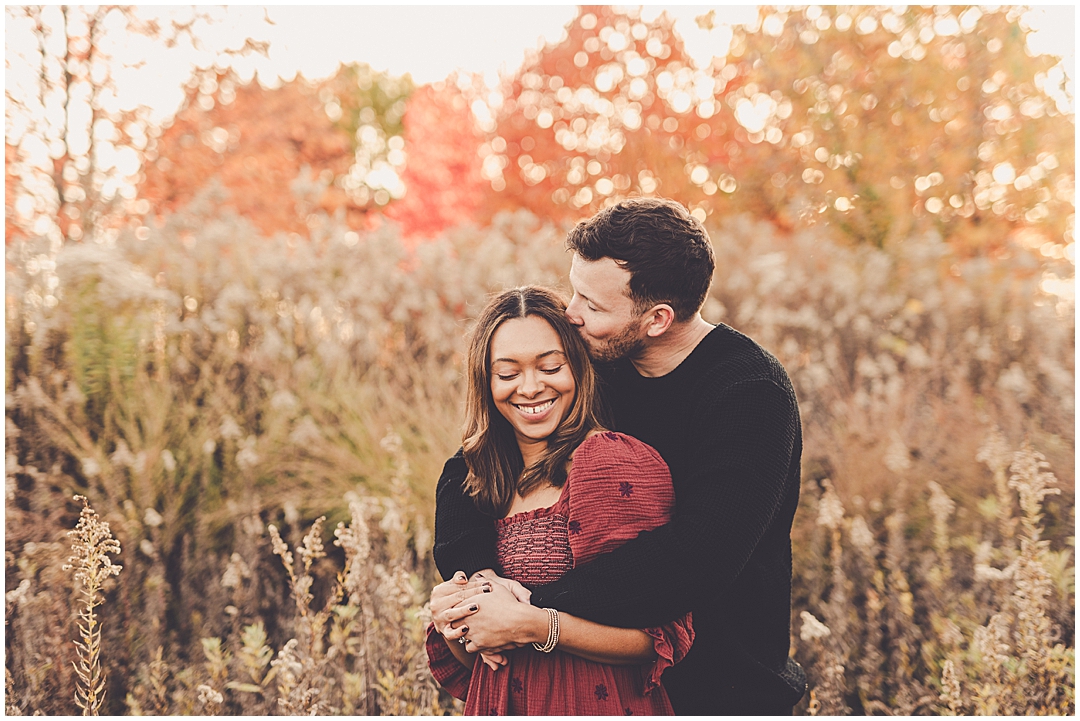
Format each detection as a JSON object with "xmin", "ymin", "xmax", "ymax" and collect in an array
[{"xmin": 517, "ymin": 399, "xmax": 555, "ymax": 415}]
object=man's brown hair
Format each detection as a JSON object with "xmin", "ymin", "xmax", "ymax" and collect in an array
[{"xmin": 566, "ymin": 197, "xmax": 715, "ymax": 321}]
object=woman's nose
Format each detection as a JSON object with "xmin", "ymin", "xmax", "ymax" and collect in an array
[{"xmin": 518, "ymin": 370, "xmax": 543, "ymax": 397}]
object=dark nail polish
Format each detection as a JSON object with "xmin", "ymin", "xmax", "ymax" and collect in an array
[
  {"xmin": 461, "ymin": 626, "xmax": 469, "ymax": 634},
  {"xmin": 469, "ymin": 604, "xmax": 478, "ymax": 611},
  {"xmin": 483, "ymin": 586, "xmax": 491, "ymax": 593}
]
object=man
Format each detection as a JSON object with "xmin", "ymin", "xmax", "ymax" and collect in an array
[{"xmin": 433, "ymin": 198, "xmax": 806, "ymax": 714}]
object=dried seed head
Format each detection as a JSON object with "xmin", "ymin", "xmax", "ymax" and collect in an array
[
  {"xmin": 817, "ymin": 479, "xmax": 845, "ymax": 531},
  {"xmin": 976, "ymin": 425, "xmax": 1011, "ymax": 474},
  {"xmin": 297, "ymin": 516, "xmax": 326, "ymax": 570},
  {"xmin": 800, "ymin": 610, "xmax": 832, "ymax": 642},
  {"xmin": 196, "ymin": 684, "xmax": 223, "ymax": 706},
  {"xmin": 1008, "ymin": 441, "xmax": 1060, "ymax": 531},
  {"xmin": 928, "ymin": 481, "xmax": 956, "ymax": 523},
  {"xmin": 848, "ymin": 515, "xmax": 876, "ymax": 554},
  {"xmin": 65, "ymin": 495, "xmax": 123, "ymax": 589},
  {"xmin": 883, "ymin": 433, "xmax": 912, "ymax": 473},
  {"xmin": 268, "ymin": 524, "xmax": 293, "ymax": 569}
]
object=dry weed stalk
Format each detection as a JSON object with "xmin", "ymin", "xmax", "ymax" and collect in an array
[
  {"xmin": 1004, "ymin": 442, "xmax": 1072, "ymax": 714},
  {"xmin": 849, "ymin": 515, "xmax": 887, "ymax": 711},
  {"xmin": 927, "ymin": 481, "xmax": 956, "ymax": 585},
  {"xmin": 7, "ymin": 202, "xmax": 1072, "ymax": 713},
  {"xmin": 267, "ymin": 517, "xmax": 333, "ymax": 713},
  {"xmin": 939, "ymin": 658, "xmax": 965, "ymax": 715},
  {"xmin": 801, "ymin": 611, "xmax": 849, "ymax": 715},
  {"xmin": 803, "ymin": 483, "xmax": 853, "ymax": 715},
  {"xmin": 976, "ymin": 425, "xmax": 1018, "ymax": 541},
  {"xmin": 62, "ymin": 495, "xmax": 123, "ymax": 715}
]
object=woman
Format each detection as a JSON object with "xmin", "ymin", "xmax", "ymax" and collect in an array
[{"xmin": 425, "ymin": 286, "xmax": 693, "ymax": 715}]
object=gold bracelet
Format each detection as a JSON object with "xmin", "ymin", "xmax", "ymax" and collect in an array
[{"xmin": 532, "ymin": 607, "xmax": 560, "ymax": 653}]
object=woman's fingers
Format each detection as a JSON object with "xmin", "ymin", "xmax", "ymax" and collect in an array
[
  {"xmin": 479, "ymin": 651, "xmax": 507, "ymax": 670},
  {"xmin": 441, "ymin": 601, "xmax": 480, "ymax": 626},
  {"xmin": 432, "ymin": 585, "xmax": 487, "ymax": 615},
  {"xmin": 443, "ymin": 621, "xmax": 469, "ymax": 640}
]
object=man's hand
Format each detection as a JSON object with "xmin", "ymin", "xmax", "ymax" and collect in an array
[
  {"xmin": 470, "ymin": 569, "xmax": 532, "ymax": 604},
  {"xmin": 430, "ymin": 570, "xmax": 517, "ymax": 671},
  {"xmin": 430, "ymin": 571, "xmax": 488, "ymax": 636},
  {"xmin": 460, "ymin": 570, "xmax": 532, "ymax": 669},
  {"xmin": 449, "ymin": 581, "xmax": 546, "ymax": 653}
]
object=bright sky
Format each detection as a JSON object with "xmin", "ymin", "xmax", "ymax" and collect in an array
[
  {"xmin": 4, "ymin": 5, "xmax": 1074, "ymax": 148},
  {"xmin": 46, "ymin": 6, "xmax": 764, "ymax": 125}
]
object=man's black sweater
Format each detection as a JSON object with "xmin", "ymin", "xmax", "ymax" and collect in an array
[{"xmin": 433, "ymin": 324, "xmax": 807, "ymax": 713}]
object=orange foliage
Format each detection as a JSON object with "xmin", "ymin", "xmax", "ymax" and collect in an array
[
  {"xmin": 723, "ymin": 6, "xmax": 1074, "ymax": 251},
  {"xmin": 478, "ymin": 5, "xmax": 1072, "ymax": 253},
  {"xmin": 385, "ymin": 82, "xmax": 486, "ymax": 241},
  {"xmin": 141, "ymin": 70, "xmax": 360, "ymax": 236},
  {"xmin": 6, "ymin": 143, "xmax": 26, "ymax": 245},
  {"xmin": 482, "ymin": 5, "xmax": 735, "ymax": 224},
  {"xmin": 136, "ymin": 6, "xmax": 1071, "ymax": 257}
]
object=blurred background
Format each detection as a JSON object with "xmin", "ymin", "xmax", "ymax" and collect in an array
[{"xmin": 5, "ymin": 5, "xmax": 1074, "ymax": 715}]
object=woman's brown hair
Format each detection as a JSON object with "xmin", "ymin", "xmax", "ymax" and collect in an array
[{"xmin": 462, "ymin": 286, "xmax": 606, "ymax": 517}]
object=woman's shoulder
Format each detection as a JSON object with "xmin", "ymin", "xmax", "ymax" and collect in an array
[
  {"xmin": 572, "ymin": 430, "xmax": 668, "ymax": 475},
  {"xmin": 564, "ymin": 431, "xmax": 676, "ymax": 555},
  {"xmin": 576, "ymin": 429, "xmax": 660, "ymax": 454}
]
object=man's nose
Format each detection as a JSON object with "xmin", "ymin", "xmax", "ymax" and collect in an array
[{"xmin": 565, "ymin": 297, "xmax": 584, "ymax": 326}]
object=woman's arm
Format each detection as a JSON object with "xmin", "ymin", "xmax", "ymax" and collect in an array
[{"xmin": 452, "ymin": 583, "xmax": 656, "ymax": 665}]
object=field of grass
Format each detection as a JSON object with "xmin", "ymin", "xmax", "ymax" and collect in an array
[{"xmin": 5, "ymin": 201, "xmax": 1073, "ymax": 714}]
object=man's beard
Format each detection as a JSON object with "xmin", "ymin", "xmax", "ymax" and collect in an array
[{"xmin": 583, "ymin": 318, "xmax": 646, "ymax": 363}]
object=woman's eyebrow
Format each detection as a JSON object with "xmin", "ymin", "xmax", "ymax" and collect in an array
[{"xmin": 492, "ymin": 350, "xmax": 566, "ymax": 364}]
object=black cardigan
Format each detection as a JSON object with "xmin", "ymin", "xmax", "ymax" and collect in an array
[{"xmin": 433, "ymin": 324, "xmax": 807, "ymax": 713}]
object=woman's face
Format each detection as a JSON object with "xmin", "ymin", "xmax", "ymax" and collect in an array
[{"xmin": 489, "ymin": 315, "xmax": 577, "ymax": 457}]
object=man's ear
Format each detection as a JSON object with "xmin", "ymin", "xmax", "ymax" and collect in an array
[{"xmin": 641, "ymin": 304, "xmax": 676, "ymax": 338}]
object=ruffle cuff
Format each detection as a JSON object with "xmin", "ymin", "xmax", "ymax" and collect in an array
[
  {"xmin": 425, "ymin": 622, "xmax": 473, "ymax": 701},
  {"xmin": 641, "ymin": 612, "xmax": 695, "ymax": 695}
]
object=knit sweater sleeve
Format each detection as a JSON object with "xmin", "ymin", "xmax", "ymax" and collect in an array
[
  {"xmin": 530, "ymin": 378, "xmax": 799, "ymax": 628},
  {"xmin": 432, "ymin": 449, "xmax": 498, "ymax": 579}
]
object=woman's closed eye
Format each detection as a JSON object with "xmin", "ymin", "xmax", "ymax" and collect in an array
[{"xmin": 540, "ymin": 364, "xmax": 565, "ymax": 375}]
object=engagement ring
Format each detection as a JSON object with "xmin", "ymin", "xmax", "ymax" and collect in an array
[{"xmin": 458, "ymin": 637, "xmax": 467, "ymax": 645}]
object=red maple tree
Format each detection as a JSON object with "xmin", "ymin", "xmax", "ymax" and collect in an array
[
  {"xmin": 385, "ymin": 81, "xmax": 486, "ymax": 242},
  {"xmin": 140, "ymin": 69, "xmax": 358, "ymax": 236}
]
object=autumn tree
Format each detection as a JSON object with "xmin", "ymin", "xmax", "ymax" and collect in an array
[
  {"xmin": 706, "ymin": 5, "xmax": 1074, "ymax": 252},
  {"xmin": 480, "ymin": 5, "xmax": 741, "ymax": 224},
  {"xmin": 476, "ymin": 5, "xmax": 1072, "ymax": 256},
  {"xmin": 384, "ymin": 79, "xmax": 486, "ymax": 241},
  {"xmin": 6, "ymin": 6, "xmax": 155, "ymax": 243},
  {"xmin": 139, "ymin": 63, "xmax": 413, "ymax": 236},
  {"xmin": 6, "ymin": 6, "xmax": 272, "ymax": 244}
]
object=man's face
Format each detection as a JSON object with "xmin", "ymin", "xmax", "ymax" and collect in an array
[{"xmin": 565, "ymin": 254, "xmax": 647, "ymax": 363}]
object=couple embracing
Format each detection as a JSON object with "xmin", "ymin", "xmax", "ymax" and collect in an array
[{"xmin": 426, "ymin": 198, "xmax": 807, "ymax": 715}]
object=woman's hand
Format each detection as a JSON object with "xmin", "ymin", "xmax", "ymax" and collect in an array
[
  {"xmin": 449, "ymin": 581, "xmax": 547, "ymax": 652},
  {"xmin": 471, "ymin": 569, "xmax": 532, "ymax": 604},
  {"xmin": 430, "ymin": 571, "xmax": 487, "ymax": 636}
]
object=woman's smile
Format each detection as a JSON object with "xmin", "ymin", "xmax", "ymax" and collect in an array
[
  {"xmin": 489, "ymin": 315, "xmax": 577, "ymax": 462},
  {"xmin": 514, "ymin": 398, "xmax": 556, "ymax": 416}
]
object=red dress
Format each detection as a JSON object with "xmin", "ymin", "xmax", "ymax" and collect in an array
[{"xmin": 427, "ymin": 431, "xmax": 694, "ymax": 715}]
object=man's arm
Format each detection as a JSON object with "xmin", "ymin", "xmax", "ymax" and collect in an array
[
  {"xmin": 531, "ymin": 379, "xmax": 799, "ymax": 628},
  {"xmin": 433, "ymin": 449, "xmax": 498, "ymax": 579}
]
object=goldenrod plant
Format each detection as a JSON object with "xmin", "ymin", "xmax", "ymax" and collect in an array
[{"xmin": 63, "ymin": 496, "xmax": 123, "ymax": 715}]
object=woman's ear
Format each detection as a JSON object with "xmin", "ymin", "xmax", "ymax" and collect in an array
[{"xmin": 642, "ymin": 304, "xmax": 676, "ymax": 338}]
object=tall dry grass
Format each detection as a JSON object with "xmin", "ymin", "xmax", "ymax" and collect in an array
[{"xmin": 5, "ymin": 196, "xmax": 1073, "ymax": 714}]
